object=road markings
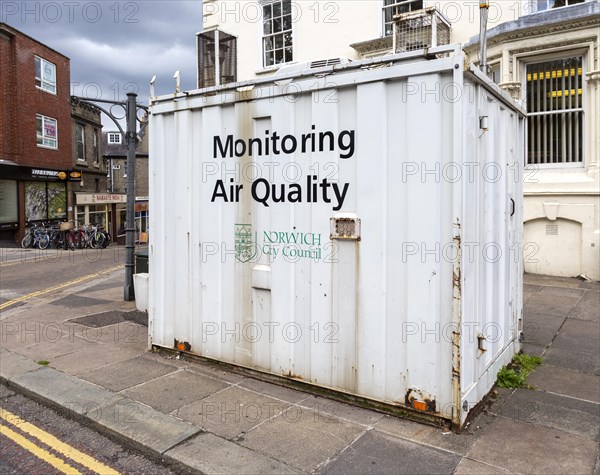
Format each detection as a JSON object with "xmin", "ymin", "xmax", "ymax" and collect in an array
[
  {"xmin": 0, "ymin": 423, "xmax": 83, "ymax": 475},
  {"xmin": 0, "ymin": 265, "xmax": 122, "ymax": 311},
  {"xmin": 0, "ymin": 407, "xmax": 120, "ymax": 475},
  {"xmin": 0, "ymin": 253, "xmax": 64, "ymax": 268}
]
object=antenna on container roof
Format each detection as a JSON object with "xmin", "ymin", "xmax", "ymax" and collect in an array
[
  {"xmin": 173, "ymin": 70, "xmax": 181, "ymax": 94},
  {"xmin": 479, "ymin": 2, "xmax": 490, "ymax": 76},
  {"xmin": 150, "ymin": 75, "xmax": 156, "ymax": 101}
]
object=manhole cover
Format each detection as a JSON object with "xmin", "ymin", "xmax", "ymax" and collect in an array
[{"xmin": 70, "ymin": 310, "xmax": 147, "ymax": 328}]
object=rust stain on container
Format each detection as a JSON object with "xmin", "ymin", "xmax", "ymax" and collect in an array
[
  {"xmin": 405, "ymin": 389, "xmax": 436, "ymax": 413},
  {"xmin": 174, "ymin": 339, "xmax": 191, "ymax": 352},
  {"xmin": 451, "ymin": 219, "xmax": 463, "ymax": 428},
  {"xmin": 286, "ymin": 370, "xmax": 303, "ymax": 380}
]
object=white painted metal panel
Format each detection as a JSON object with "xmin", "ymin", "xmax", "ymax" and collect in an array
[{"xmin": 149, "ymin": 47, "xmax": 525, "ymax": 427}]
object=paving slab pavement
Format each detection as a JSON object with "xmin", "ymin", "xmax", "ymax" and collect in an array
[
  {"xmin": 79, "ymin": 355, "xmax": 179, "ymax": 392},
  {"xmin": 526, "ymin": 364, "xmax": 600, "ymax": 403},
  {"xmin": 163, "ymin": 432, "xmax": 304, "ymax": 475},
  {"xmin": 1, "ymin": 271, "xmax": 599, "ymax": 474},
  {"xmin": 121, "ymin": 368, "xmax": 230, "ymax": 413},
  {"xmin": 464, "ymin": 417, "xmax": 598, "ymax": 474},
  {"xmin": 497, "ymin": 388, "xmax": 600, "ymax": 440},
  {"xmin": 175, "ymin": 386, "xmax": 293, "ymax": 441},
  {"xmin": 453, "ymin": 458, "xmax": 512, "ymax": 474},
  {"xmin": 317, "ymin": 430, "xmax": 462, "ymax": 475}
]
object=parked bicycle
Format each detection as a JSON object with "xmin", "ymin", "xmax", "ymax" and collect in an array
[
  {"xmin": 21, "ymin": 220, "xmax": 110, "ymax": 251},
  {"xmin": 48, "ymin": 223, "xmax": 66, "ymax": 249},
  {"xmin": 93, "ymin": 224, "xmax": 111, "ymax": 249},
  {"xmin": 21, "ymin": 223, "xmax": 50, "ymax": 250},
  {"xmin": 66, "ymin": 223, "xmax": 111, "ymax": 250}
]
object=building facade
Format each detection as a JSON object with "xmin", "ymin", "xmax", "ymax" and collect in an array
[
  {"xmin": 103, "ymin": 131, "xmax": 149, "ymax": 243},
  {"xmin": 464, "ymin": 1, "xmax": 599, "ymax": 280},
  {"xmin": 70, "ymin": 100, "xmax": 110, "ymax": 229},
  {"xmin": 200, "ymin": 0, "xmax": 599, "ymax": 280},
  {"xmin": 0, "ymin": 22, "xmax": 73, "ymax": 243},
  {"xmin": 200, "ymin": 0, "xmax": 520, "ymax": 83}
]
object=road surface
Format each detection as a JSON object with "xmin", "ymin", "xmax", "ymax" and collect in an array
[{"xmin": 0, "ymin": 385, "xmax": 175, "ymax": 475}]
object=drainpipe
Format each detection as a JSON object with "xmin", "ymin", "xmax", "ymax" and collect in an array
[{"xmin": 479, "ymin": 2, "xmax": 489, "ymax": 75}]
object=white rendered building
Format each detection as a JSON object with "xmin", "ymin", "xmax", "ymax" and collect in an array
[{"xmin": 200, "ymin": 0, "xmax": 600, "ymax": 280}]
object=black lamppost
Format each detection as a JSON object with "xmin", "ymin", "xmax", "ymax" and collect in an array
[{"xmin": 70, "ymin": 93, "xmax": 148, "ymax": 301}]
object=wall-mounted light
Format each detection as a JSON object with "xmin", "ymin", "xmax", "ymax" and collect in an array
[{"xmin": 480, "ymin": 115, "xmax": 489, "ymax": 131}]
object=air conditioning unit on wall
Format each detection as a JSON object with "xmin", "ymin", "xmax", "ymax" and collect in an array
[{"xmin": 394, "ymin": 7, "xmax": 451, "ymax": 53}]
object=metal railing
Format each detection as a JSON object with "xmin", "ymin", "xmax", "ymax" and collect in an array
[
  {"xmin": 393, "ymin": 6, "xmax": 451, "ymax": 53},
  {"xmin": 382, "ymin": 0, "xmax": 423, "ymax": 36}
]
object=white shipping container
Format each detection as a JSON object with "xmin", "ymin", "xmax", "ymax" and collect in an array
[{"xmin": 149, "ymin": 45, "xmax": 525, "ymax": 429}]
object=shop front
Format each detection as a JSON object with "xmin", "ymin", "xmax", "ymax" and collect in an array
[
  {"xmin": 114, "ymin": 198, "xmax": 149, "ymax": 245},
  {"xmin": 75, "ymin": 193, "xmax": 127, "ymax": 242},
  {"xmin": 0, "ymin": 177, "xmax": 19, "ymax": 241},
  {"xmin": 134, "ymin": 197, "xmax": 149, "ymax": 244},
  {"xmin": 74, "ymin": 193, "xmax": 150, "ymax": 245},
  {"xmin": 0, "ymin": 164, "xmax": 74, "ymax": 243}
]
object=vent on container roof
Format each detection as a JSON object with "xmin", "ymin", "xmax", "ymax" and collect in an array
[
  {"xmin": 274, "ymin": 58, "xmax": 352, "ymax": 76},
  {"xmin": 310, "ymin": 58, "xmax": 344, "ymax": 68}
]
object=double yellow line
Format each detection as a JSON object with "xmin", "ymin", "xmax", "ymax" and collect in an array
[
  {"xmin": 0, "ymin": 265, "xmax": 122, "ymax": 312},
  {"xmin": 0, "ymin": 407, "xmax": 119, "ymax": 474}
]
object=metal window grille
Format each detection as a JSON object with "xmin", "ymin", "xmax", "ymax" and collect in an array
[
  {"xmin": 393, "ymin": 7, "xmax": 451, "ymax": 53},
  {"xmin": 526, "ymin": 56, "xmax": 583, "ymax": 165},
  {"xmin": 262, "ymin": 0, "xmax": 293, "ymax": 67},
  {"xmin": 336, "ymin": 220, "xmax": 356, "ymax": 238},
  {"xmin": 197, "ymin": 29, "xmax": 238, "ymax": 88},
  {"xmin": 383, "ymin": 0, "xmax": 423, "ymax": 37}
]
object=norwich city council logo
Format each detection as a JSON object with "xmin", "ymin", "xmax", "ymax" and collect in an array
[{"xmin": 234, "ymin": 224, "xmax": 257, "ymax": 263}]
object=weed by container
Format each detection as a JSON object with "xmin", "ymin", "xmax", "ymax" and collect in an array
[{"xmin": 496, "ymin": 353, "xmax": 542, "ymax": 389}]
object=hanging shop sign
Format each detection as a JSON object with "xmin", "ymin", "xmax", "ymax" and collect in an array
[{"xmin": 69, "ymin": 171, "xmax": 83, "ymax": 182}]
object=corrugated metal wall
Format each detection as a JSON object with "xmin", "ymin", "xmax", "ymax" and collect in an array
[{"xmin": 149, "ymin": 52, "xmax": 524, "ymax": 426}]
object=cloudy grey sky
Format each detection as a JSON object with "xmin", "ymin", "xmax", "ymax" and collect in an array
[{"xmin": 3, "ymin": 1, "xmax": 202, "ymax": 126}]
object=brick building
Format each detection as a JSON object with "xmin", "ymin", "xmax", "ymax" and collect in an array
[
  {"xmin": 103, "ymin": 131, "xmax": 149, "ymax": 243},
  {"xmin": 71, "ymin": 100, "xmax": 105, "ymax": 196},
  {"xmin": 0, "ymin": 22, "xmax": 73, "ymax": 243},
  {"xmin": 104, "ymin": 131, "xmax": 149, "ymax": 197},
  {"xmin": 70, "ymin": 100, "xmax": 115, "ymax": 233}
]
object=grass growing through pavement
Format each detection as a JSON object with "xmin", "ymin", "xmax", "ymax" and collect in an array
[
  {"xmin": 37, "ymin": 360, "xmax": 49, "ymax": 366},
  {"xmin": 496, "ymin": 353, "xmax": 543, "ymax": 389}
]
